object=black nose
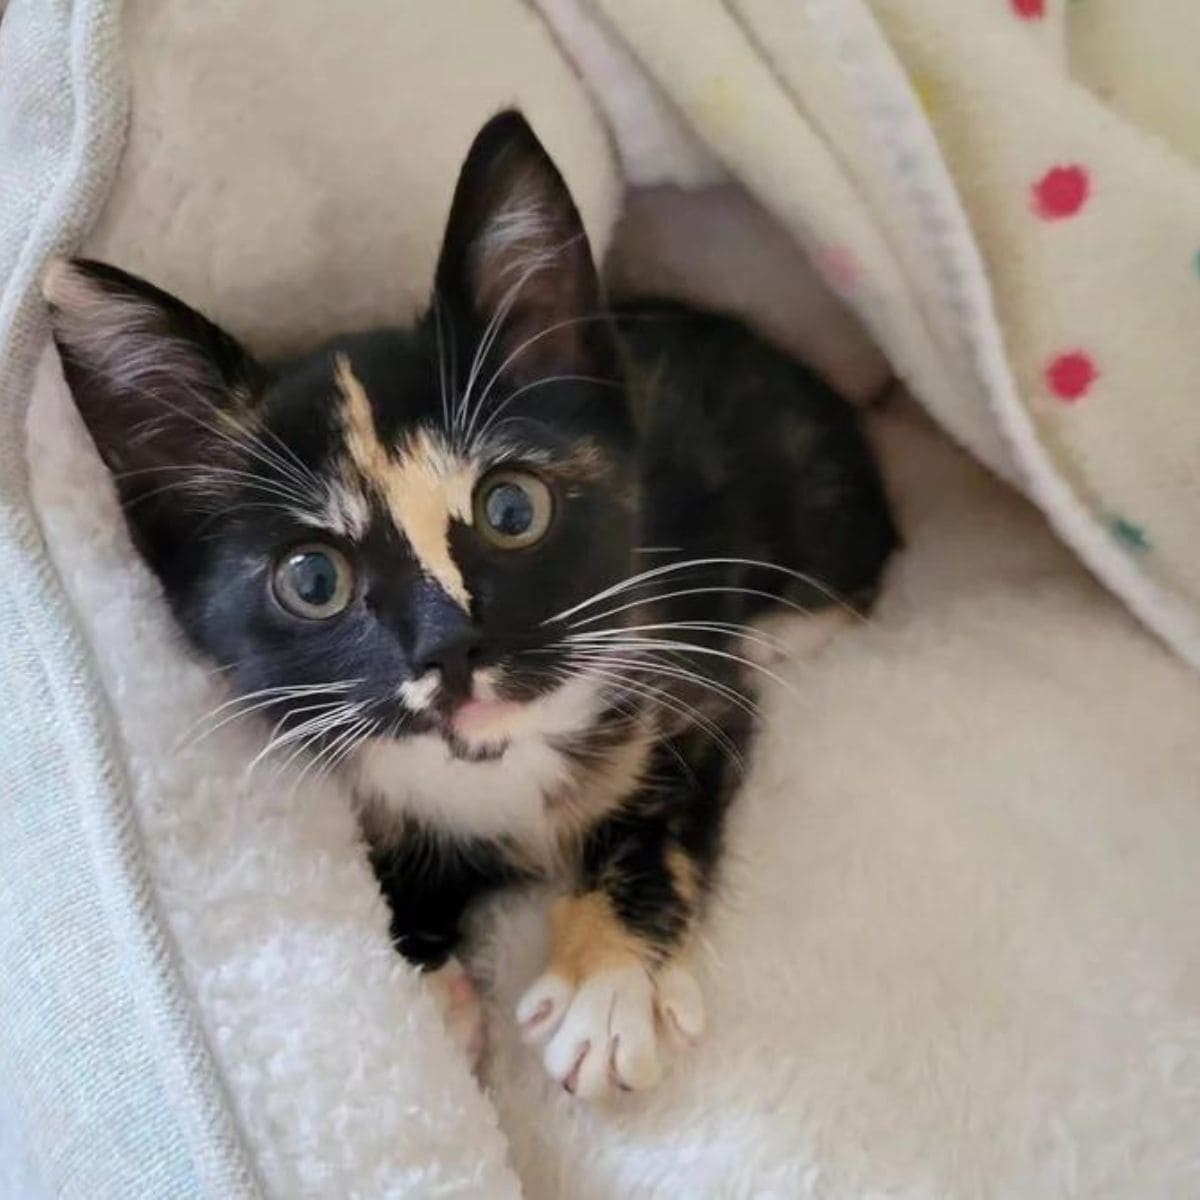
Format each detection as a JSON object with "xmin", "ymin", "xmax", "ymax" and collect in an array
[
  {"xmin": 410, "ymin": 586, "xmax": 481, "ymax": 695},
  {"xmin": 412, "ymin": 626, "xmax": 481, "ymax": 692}
]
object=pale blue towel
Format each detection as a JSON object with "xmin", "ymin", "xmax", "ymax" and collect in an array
[{"xmin": 0, "ymin": 2, "xmax": 258, "ymax": 1195}]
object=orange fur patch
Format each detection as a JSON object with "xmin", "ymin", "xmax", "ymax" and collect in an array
[
  {"xmin": 335, "ymin": 355, "xmax": 477, "ymax": 609},
  {"xmin": 666, "ymin": 846, "xmax": 700, "ymax": 906},
  {"xmin": 544, "ymin": 892, "xmax": 650, "ymax": 983}
]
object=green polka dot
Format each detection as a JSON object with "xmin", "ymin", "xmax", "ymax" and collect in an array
[{"xmin": 1109, "ymin": 515, "xmax": 1151, "ymax": 553}]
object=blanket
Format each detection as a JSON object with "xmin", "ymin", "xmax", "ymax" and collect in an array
[
  {"xmin": 555, "ymin": 0, "xmax": 1200, "ymax": 675},
  {"xmin": 4, "ymin": 0, "xmax": 608, "ymax": 1194},
  {"xmin": 5, "ymin": 1, "xmax": 1200, "ymax": 1197}
]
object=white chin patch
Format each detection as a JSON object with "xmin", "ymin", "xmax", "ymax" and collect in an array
[{"xmin": 354, "ymin": 671, "xmax": 606, "ymax": 843}]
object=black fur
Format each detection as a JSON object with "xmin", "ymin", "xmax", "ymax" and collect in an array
[{"xmin": 47, "ymin": 109, "xmax": 898, "ymax": 999}]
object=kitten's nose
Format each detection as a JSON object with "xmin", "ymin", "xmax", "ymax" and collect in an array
[
  {"xmin": 410, "ymin": 588, "xmax": 481, "ymax": 696},
  {"xmin": 412, "ymin": 626, "xmax": 480, "ymax": 695}
]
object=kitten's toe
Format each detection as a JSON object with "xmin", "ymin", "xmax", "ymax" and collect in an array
[
  {"xmin": 516, "ymin": 971, "xmax": 573, "ymax": 1043},
  {"xmin": 426, "ymin": 956, "xmax": 486, "ymax": 1071},
  {"xmin": 656, "ymin": 959, "xmax": 706, "ymax": 1049},
  {"xmin": 520, "ymin": 962, "xmax": 699, "ymax": 1099}
]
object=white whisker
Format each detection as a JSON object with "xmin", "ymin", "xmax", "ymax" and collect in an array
[
  {"xmin": 545, "ymin": 557, "xmax": 853, "ymax": 626},
  {"xmin": 560, "ymin": 647, "xmax": 761, "ymax": 720},
  {"xmin": 557, "ymin": 657, "xmax": 746, "ymax": 771},
  {"xmin": 565, "ymin": 629, "xmax": 796, "ymax": 694},
  {"xmin": 469, "ymin": 372, "xmax": 619, "ymax": 451},
  {"xmin": 565, "ymin": 585, "xmax": 814, "ymax": 631}
]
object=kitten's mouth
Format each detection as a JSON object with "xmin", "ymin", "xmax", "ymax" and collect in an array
[
  {"xmin": 451, "ymin": 696, "xmax": 523, "ymax": 732},
  {"xmin": 438, "ymin": 695, "xmax": 526, "ymax": 761},
  {"xmin": 400, "ymin": 665, "xmax": 555, "ymax": 760}
]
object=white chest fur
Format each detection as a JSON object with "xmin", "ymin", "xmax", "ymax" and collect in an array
[
  {"xmin": 353, "ymin": 731, "xmax": 573, "ymax": 846},
  {"xmin": 350, "ymin": 674, "xmax": 605, "ymax": 848}
]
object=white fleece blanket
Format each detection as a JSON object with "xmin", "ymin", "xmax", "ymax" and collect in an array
[
  {"xmin": 20, "ymin": 0, "xmax": 613, "ymax": 1194},
  {"xmin": 551, "ymin": 0, "xmax": 1200, "ymax": 678},
  {"xmin": 14, "ymin": 1, "xmax": 1200, "ymax": 1197}
]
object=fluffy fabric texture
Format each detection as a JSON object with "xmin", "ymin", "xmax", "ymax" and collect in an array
[
  {"xmin": 9, "ymin": 0, "xmax": 614, "ymax": 1194},
  {"xmin": 28, "ymin": 348, "xmax": 521, "ymax": 1197},
  {"xmin": 556, "ymin": 0, "xmax": 1200, "ymax": 674},
  {"xmin": 479, "ymin": 401, "xmax": 1200, "ymax": 1198},
  {"xmin": 10, "ymin": 0, "xmax": 1200, "ymax": 1195},
  {"xmin": 0, "ymin": 2, "xmax": 259, "ymax": 1196}
]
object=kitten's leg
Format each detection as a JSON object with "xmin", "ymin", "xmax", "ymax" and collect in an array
[
  {"xmin": 371, "ymin": 831, "xmax": 517, "ymax": 1070},
  {"xmin": 423, "ymin": 957, "xmax": 487, "ymax": 1069},
  {"xmin": 516, "ymin": 719, "xmax": 743, "ymax": 1099}
]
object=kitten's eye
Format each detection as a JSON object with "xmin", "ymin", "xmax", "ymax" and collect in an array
[
  {"xmin": 474, "ymin": 469, "xmax": 554, "ymax": 549},
  {"xmin": 273, "ymin": 544, "xmax": 355, "ymax": 619}
]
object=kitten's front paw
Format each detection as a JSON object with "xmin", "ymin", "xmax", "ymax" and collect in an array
[
  {"xmin": 427, "ymin": 956, "xmax": 486, "ymax": 1072},
  {"xmin": 515, "ymin": 959, "xmax": 704, "ymax": 1099}
]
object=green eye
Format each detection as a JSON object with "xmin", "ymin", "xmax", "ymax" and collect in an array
[
  {"xmin": 273, "ymin": 544, "xmax": 355, "ymax": 619},
  {"xmin": 474, "ymin": 469, "xmax": 554, "ymax": 549}
]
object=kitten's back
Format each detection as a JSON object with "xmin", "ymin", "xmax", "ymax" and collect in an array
[{"xmin": 617, "ymin": 301, "xmax": 898, "ymax": 618}]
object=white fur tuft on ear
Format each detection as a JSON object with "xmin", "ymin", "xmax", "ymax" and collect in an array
[
  {"xmin": 44, "ymin": 259, "xmax": 218, "ymax": 400},
  {"xmin": 42, "ymin": 259, "xmax": 263, "ymax": 538},
  {"xmin": 436, "ymin": 112, "xmax": 613, "ymax": 380},
  {"xmin": 473, "ymin": 173, "xmax": 562, "ymax": 290}
]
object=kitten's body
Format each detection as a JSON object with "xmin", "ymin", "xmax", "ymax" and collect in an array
[
  {"xmin": 357, "ymin": 301, "xmax": 892, "ymax": 834},
  {"xmin": 45, "ymin": 112, "xmax": 897, "ymax": 1099}
]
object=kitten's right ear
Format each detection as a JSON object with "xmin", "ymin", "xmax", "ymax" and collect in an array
[
  {"xmin": 43, "ymin": 258, "xmax": 265, "ymax": 555},
  {"xmin": 434, "ymin": 110, "xmax": 614, "ymax": 382}
]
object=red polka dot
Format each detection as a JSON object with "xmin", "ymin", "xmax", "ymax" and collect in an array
[
  {"xmin": 1033, "ymin": 165, "xmax": 1090, "ymax": 219},
  {"xmin": 1011, "ymin": 0, "xmax": 1045, "ymax": 17},
  {"xmin": 1046, "ymin": 352, "xmax": 1097, "ymax": 401}
]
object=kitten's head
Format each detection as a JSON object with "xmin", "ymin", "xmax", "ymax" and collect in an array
[{"xmin": 46, "ymin": 111, "xmax": 637, "ymax": 761}]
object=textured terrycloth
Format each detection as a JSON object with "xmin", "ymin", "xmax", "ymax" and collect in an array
[
  {"xmin": 577, "ymin": 0, "xmax": 1200, "ymax": 674},
  {"xmin": 8, "ymin": 0, "xmax": 611, "ymax": 1196},
  {"xmin": 9, "ymin": 1, "xmax": 1200, "ymax": 1197},
  {"xmin": 481, "ymin": 400, "xmax": 1200, "ymax": 1200},
  {"xmin": 0, "ymin": 2, "xmax": 259, "ymax": 1197}
]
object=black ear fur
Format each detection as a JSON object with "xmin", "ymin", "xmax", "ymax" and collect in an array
[
  {"xmin": 434, "ymin": 110, "xmax": 614, "ymax": 382},
  {"xmin": 43, "ymin": 257, "xmax": 266, "ymax": 558}
]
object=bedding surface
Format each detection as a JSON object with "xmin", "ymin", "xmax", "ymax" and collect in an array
[
  {"xmin": 568, "ymin": 0, "xmax": 1200, "ymax": 674},
  {"xmin": 481, "ymin": 399, "xmax": 1200, "ymax": 1199},
  {"xmin": 7, "ymin": 0, "xmax": 611, "ymax": 1194},
  {"xmin": 6, "ymin": 1, "xmax": 1200, "ymax": 1197}
]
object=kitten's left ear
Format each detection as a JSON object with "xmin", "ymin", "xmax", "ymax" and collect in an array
[
  {"xmin": 43, "ymin": 258, "xmax": 266, "ymax": 558},
  {"xmin": 435, "ymin": 109, "xmax": 614, "ymax": 381}
]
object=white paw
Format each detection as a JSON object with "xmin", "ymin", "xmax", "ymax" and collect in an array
[
  {"xmin": 515, "ymin": 959, "xmax": 704, "ymax": 1100},
  {"xmin": 426, "ymin": 956, "xmax": 486, "ymax": 1071}
]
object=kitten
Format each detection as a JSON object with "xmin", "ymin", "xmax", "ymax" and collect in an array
[{"xmin": 44, "ymin": 111, "xmax": 897, "ymax": 1100}]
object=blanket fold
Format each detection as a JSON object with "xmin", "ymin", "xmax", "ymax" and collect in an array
[{"xmin": 574, "ymin": 0, "xmax": 1200, "ymax": 673}]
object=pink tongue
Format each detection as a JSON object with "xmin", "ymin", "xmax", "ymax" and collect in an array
[{"xmin": 453, "ymin": 697, "xmax": 519, "ymax": 732}]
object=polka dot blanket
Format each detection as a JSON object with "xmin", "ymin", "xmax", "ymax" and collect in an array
[{"xmin": 580, "ymin": 0, "xmax": 1200, "ymax": 673}]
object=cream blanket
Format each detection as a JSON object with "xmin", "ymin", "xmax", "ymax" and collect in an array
[
  {"xmin": 6, "ymin": 1, "xmax": 1200, "ymax": 1197},
  {"xmin": 566, "ymin": 0, "xmax": 1200, "ymax": 675}
]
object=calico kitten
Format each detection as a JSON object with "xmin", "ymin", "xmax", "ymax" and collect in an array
[{"xmin": 44, "ymin": 111, "xmax": 897, "ymax": 1099}]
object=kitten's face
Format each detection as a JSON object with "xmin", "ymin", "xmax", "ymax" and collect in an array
[{"xmin": 46, "ymin": 111, "xmax": 637, "ymax": 761}]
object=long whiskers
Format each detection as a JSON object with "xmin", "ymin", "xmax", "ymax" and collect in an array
[
  {"xmin": 245, "ymin": 698, "xmax": 368, "ymax": 774},
  {"xmin": 181, "ymin": 679, "xmax": 363, "ymax": 749},
  {"xmin": 467, "ymin": 372, "xmax": 620, "ymax": 452},
  {"xmin": 565, "ymin": 628, "xmax": 796, "ymax": 695},
  {"xmin": 548, "ymin": 655, "xmax": 747, "ymax": 772},
  {"xmin": 120, "ymin": 377, "xmax": 328, "ymax": 518},
  {"xmin": 564, "ymin": 584, "xmax": 815, "ymax": 632},
  {"xmin": 559, "ymin": 647, "xmax": 762, "ymax": 720},
  {"xmin": 544, "ymin": 557, "xmax": 856, "ymax": 627}
]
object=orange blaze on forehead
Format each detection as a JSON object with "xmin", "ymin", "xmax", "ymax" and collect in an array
[{"xmin": 334, "ymin": 355, "xmax": 477, "ymax": 610}]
